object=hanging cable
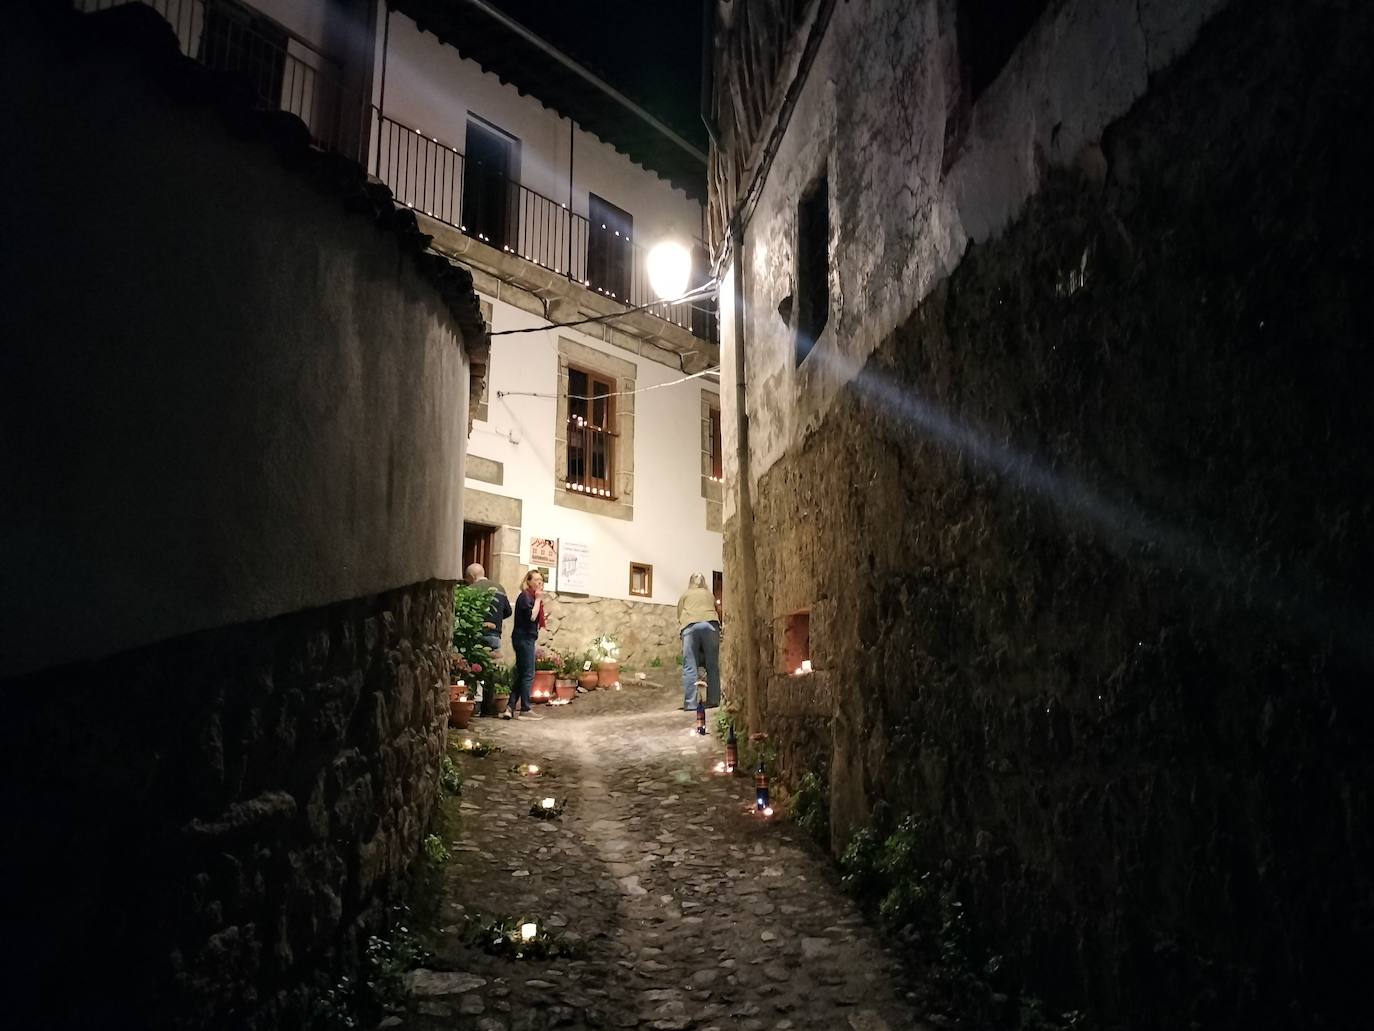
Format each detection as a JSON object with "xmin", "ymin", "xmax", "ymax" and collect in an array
[
  {"xmin": 497, "ymin": 366, "xmax": 720, "ymax": 402},
  {"xmin": 488, "ymin": 281, "xmax": 719, "ymax": 336}
]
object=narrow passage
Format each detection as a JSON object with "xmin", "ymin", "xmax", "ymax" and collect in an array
[{"xmin": 405, "ymin": 684, "xmax": 925, "ymax": 1031}]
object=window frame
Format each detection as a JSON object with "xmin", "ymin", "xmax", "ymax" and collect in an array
[
  {"xmin": 628, "ymin": 562, "xmax": 653, "ymax": 598},
  {"xmin": 564, "ymin": 363, "xmax": 618, "ymax": 498}
]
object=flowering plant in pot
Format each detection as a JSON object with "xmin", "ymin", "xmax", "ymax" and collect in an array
[
  {"xmin": 532, "ymin": 646, "xmax": 561, "ymax": 703},
  {"xmin": 590, "ymin": 634, "xmax": 620, "ymax": 688},
  {"xmin": 448, "ymin": 649, "xmax": 481, "ymax": 728}
]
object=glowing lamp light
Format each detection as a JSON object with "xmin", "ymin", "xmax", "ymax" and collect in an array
[
  {"xmin": 541, "ymin": 797, "xmax": 556, "ymax": 810},
  {"xmin": 520, "ymin": 922, "xmax": 538, "ymax": 942},
  {"xmin": 646, "ymin": 239, "xmax": 692, "ymax": 300}
]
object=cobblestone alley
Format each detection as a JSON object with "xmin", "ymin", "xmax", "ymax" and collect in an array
[{"xmin": 403, "ymin": 683, "xmax": 926, "ymax": 1031}]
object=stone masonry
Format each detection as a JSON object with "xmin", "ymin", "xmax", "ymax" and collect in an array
[
  {"xmin": 721, "ymin": 0, "xmax": 1374, "ymax": 1027},
  {"xmin": 0, "ymin": 581, "xmax": 453, "ymax": 1029},
  {"xmin": 543, "ymin": 595, "xmax": 684, "ymax": 670}
]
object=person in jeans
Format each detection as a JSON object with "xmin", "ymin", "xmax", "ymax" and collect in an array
[
  {"xmin": 505, "ymin": 568, "xmax": 547, "ymax": 721},
  {"xmin": 677, "ymin": 573, "xmax": 721, "ymax": 710},
  {"xmin": 465, "ymin": 562, "xmax": 512, "ymax": 657}
]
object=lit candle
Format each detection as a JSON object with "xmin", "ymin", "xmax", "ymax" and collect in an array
[
  {"xmin": 462, "ymin": 738, "xmax": 473, "ymax": 750},
  {"xmin": 527, "ymin": 764, "xmax": 540, "ymax": 775},
  {"xmin": 801, "ymin": 659, "xmax": 812, "ymax": 674},
  {"xmin": 696, "ymin": 699, "xmax": 707, "ymax": 735},
  {"xmin": 541, "ymin": 797, "xmax": 556, "ymax": 810},
  {"xmin": 763, "ymin": 806, "xmax": 774, "ymax": 817},
  {"xmin": 755, "ymin": 758, "xmax": 770, "ymax": 812},
  {"xmin": 520, "ymin": 922, "xmax": 537, "ymax": 942}
]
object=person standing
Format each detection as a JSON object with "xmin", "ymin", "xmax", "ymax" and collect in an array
[
  {"xmin": 465, "ymin": 562, "xmax": 512, "ymax": 657},
  {"xmin": 677, "ymin": 573, "xmax": 721, "ymax": 710},
  {"xmin": 506, "ymin": 569, "xmax": 547, "ymax": 721}
]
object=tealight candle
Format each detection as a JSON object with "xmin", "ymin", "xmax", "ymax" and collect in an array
[
  {"xmin": 520, "ymin": 922, "xmax": 537, "ymax": 941},
  {"xmin": 763, "ymin": 806, "xmax": 774, "ymax": 817},
  {"xmin": 541, "ymin": 797, "xmax": 556, "ymax": 810},
  {"xmin": 527, "ymin": 764, "xmax": 540, "ymax": 775},
  {"xmin": 801, "ymin": 659, "xmax": 812, "ymax": 673},
  {"xmin": 462, "ymin": 738, "xmax": 473, "ymax": 750}
]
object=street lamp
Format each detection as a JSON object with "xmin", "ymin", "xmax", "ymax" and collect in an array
[{"xmin": 647, "ymin": 239, "xmax": 692, "ymax": 300}]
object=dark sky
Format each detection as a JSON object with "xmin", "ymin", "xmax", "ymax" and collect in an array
[{"xmin": 483, "ymin": 0, "xmax": 707, "ymax": 148}]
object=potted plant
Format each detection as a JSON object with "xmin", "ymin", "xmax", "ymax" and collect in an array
[
  {"xmin": 590, "ymin": 634, "xmax": 620, "ymax": 688},
  {"xmin": 532, "ymin": 646, "xmax": 561, "ymax": 704},
  {"xmin": 483, "ymin": 664, "xmax": 512, "ymax": 717},
  {"xmin": 449, "ymin": 649, "xmax": 480, "ymax": 729},
  {"xmin": 555, "ymin": 653, "xmax": 579, "ymax": 702},
  {"xmin": 576, "ymin": 650, "xmax": 599, "ymax": 692}
]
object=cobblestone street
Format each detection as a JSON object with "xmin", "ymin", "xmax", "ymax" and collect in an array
[{"xmin": 403, "ymin": 683, "xmax": 925, "ymax": 1031}]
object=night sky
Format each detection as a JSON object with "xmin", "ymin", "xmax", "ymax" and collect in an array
[{"xmin": 482, "ymin": 0, "xmax": 708, "ymax": 148}]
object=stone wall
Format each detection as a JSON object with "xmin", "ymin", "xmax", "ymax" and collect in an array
[
  {"xmin": 724, "ymin": 0, "xmax": 1374, "ymax": 1026},
  {"xmin": 0, "ymin": 581, "xmax": 452, "ymax": 1029},
  {"xmin": 544, "ymin": 594, "xmax": 682, "ymax": 670}
]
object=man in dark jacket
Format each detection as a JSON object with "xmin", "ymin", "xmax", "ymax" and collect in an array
[{"xmin": 465, "ymin": 563, "xmax": 512, "ymax": 655}]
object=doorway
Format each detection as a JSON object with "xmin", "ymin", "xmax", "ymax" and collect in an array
[
  {"xmin": 462, "ymin": 116, "xmax": 517, "ymax": 251},
  {"xmin": 462, "ymin": 522, "xmax": 496, "ymax": 576}
]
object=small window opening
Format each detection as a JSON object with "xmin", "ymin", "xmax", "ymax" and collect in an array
[
  {"xmin": 629, "ymin": 562, "xmax": 653, "ymax": 597},
  {"xmin": 795, "ymin": 176, "xmax": 829, "ymax": 367},
  {"xmin": 782, "ymin": 610, "xmax": 811, "ymax": 675}
]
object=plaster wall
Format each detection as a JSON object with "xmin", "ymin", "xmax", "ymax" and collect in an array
[
  {"xmin": 727, "ymin": 0, "xmax": 1228, "ymax": 498},
  {"xmin": 465, "ymin": 294, "xmax": 724, "ymax": 615},
  {"xmin": 0, "ymin": 19, "xmax": 470, "ymax": 678},
  {"xmin": 373, "ymin": 10, "xmax": 703, "ymax": 255}
]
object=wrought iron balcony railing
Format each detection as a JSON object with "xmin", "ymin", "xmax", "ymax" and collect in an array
[{"xmin": 72, "ymin": 0, "xmax": 719, "ymax": 345}]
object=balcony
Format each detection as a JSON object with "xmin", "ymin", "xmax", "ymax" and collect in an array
[
  {"xmin": 373, "ymin": 112, "xmax": 716, "ymax": 344},
  {"xmin": 73, "ymin": 0, "xmax": 718, "ymax": 346}
]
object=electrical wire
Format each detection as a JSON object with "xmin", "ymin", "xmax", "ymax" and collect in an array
[
  {"xmin": 488, "ymin": 281, "xmax": 719, "ymax": 336},
  {"xmin": 497, "ymin": 366, "xmax": 720, "ymax": 402}
]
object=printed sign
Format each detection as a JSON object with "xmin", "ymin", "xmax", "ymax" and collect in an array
[
  {"xmin": 529, "ymin": 537, "xmax": 558, "ymax": 567},
  {"xmin": 559, "ymin": 541, "xmax": 591, "ymax": 593}
]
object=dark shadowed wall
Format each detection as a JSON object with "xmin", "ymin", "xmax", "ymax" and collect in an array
[
  {"xmin": 0, "ymin": 8, "xmax": 471, "ymax": 1027},
  {"xmin": 719, "ymin": 0, "xmax": 1374, "ymax": 1026}
]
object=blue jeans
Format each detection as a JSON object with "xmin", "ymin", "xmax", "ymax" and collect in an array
[
  {"xmin": 511, "ymin": 635, "xmax": 536, "ymax": 713},
  {"xmin": 682, "ymin": 621, "xmax": 721, "ymax": 708}
]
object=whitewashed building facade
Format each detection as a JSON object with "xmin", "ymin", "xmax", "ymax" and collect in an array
[{"xmin": 78, "ymin": 0, "xmax": 725, "ymax": 665}]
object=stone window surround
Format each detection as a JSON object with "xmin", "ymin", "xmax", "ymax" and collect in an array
[
  {"xmin": 554, "ymin": 337, "xmax": 636, "ymax": 522},
  {"xmin": 700, "ymin": 389, "xmax": 723, "ymax": 532}
]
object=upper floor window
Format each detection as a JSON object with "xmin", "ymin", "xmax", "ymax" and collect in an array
[
  {"xmin": 463, "ymin": 116, "xmax": 518, "ymax": 251},
  {"xmin": 795, "ymin": 174, "xmax": 829, "ymax": 367},
  {"xmin": 587, "ymin": 194, "xmax": 633, "ymax": 301},
  {"xmin": 566, "ymin": 366, "xmax": 617, "ymax": 497}
]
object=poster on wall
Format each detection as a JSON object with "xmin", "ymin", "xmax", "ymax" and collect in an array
[
  {"xmin": 558, "ymin": 541, "xmax": 591, "ymax": 594},
  {"xmin": 529, "ymin": 537, "xmax": 558, "ymax": 568}
]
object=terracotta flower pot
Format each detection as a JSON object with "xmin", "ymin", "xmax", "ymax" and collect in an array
[
  {"xmin": 597, "ymin": 661, "xmax": 620, "ymax": 688},
  {"xmin": 555, "ymin": 682, "xmax": 577, "ymax": 702},
  {"xmin": 488, "ymin": 694, "xmax": 509, "ymax": 716},
  {"xmin": 532, "ymin": 669, "xmax": 557, "ymax": 703},
  {"xmin": 449, "ymin": 696, "xmax": 476, "ymax": 729},
  {"xmin": 577, "ymin": 670, "xmax": 599, "ymax": 691}
]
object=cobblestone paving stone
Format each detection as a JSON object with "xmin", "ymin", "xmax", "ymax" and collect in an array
[{"xmin": 404, "ymin": 683, "xmax": 929, "ymax": 1031}]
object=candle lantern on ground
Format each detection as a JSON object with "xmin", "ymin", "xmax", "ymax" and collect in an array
[
  {"xmin": 754, "ymin": 756, "xmax": 770, "ymax": 811},
  {"xmin": 696, "ymin": 698, "xmax": 707, "ymax": 735},
  {"xmin": 725, "ymin": 723, "xmax": 738, "ymax": 773}
]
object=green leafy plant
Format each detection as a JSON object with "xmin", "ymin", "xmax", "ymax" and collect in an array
[
  {"xmin": 440, "ymin": 756, "xmax": 463, "ymax": 795},
  {"xmin": 452, "ymin": 585, "xmax": 494, "ymax": 692},
  {"xmin": 534, "ymin": 645, "xmax": 563, "ymax": 671},
  {"xmin": 589, "ymin": 634, "xmax": 619, "ymax": 662},
  {"xmin": 649, "ymin": 656, "xmax": 664, "ymax": 668},
  {"xmin": 791, "ymin": 770, "xmax": 830, "ymax": 844},
  {"xmin": 488, "ymin": 664, "xmax": 513, "ymax": 697},
  {"xmin": 423, "ymin": 833, "xmax": 450, "ymax": 864}
]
